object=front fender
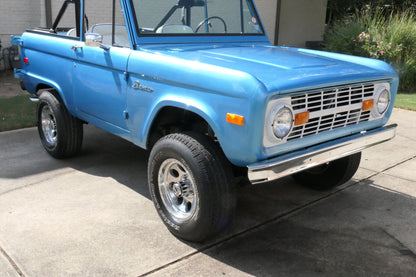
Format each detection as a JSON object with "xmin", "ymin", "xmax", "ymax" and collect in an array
[
  {"xmin": 143, "ymin": 97, "xmax": 220, "ymax": 145},
  {"xmin": 127, "ymin": 85, "xmax": 266, "ymax": 166}
]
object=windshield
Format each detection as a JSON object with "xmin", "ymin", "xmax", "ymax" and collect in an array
[{"xmin": 131, "ymin": 0, "xmax": 264, "ymax": 36}]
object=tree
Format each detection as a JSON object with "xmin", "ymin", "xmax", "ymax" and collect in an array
[{"xmin": 326, "ymin": 0, "xmax": 416, "ymax": 24}]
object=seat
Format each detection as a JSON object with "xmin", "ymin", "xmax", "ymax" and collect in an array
[
  {"xmin": 156, "ymin": 24, "xmax": 194, "ymax": 34},
  {"xmin": 66, "ymin": 28, "xmax": 77, "ymax": 37}
]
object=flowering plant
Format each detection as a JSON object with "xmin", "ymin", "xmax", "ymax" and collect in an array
[
  {"xmin": 324, "ymin": 9, "xmax": 416, "ymax": 92},
  {"xmin": 353, "ymin": 31, "xmax": 398, "ymax": 60}
]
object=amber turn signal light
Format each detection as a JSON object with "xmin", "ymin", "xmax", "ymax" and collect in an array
[
  {"xmin": 295, "ymin": 111, "xmax": 310, "ymax": 126},
  {"xmin": 226, "ymin": 113, "xmax": 244, "ymax": 126},
  {"xmin": 362, "ymin": 99, "xmax": 374, "ymax": 111}
]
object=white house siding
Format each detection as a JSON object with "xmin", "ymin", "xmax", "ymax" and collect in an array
[
  {"xmin": 277, "ymin": 0, "xmax": 328, "ymax": 47},
  {"xmin": 0, "ymin": 0, "xmax": 42, "ymax": 49},
  {"xmin": 253, "ymin": 0, "xmax": 278, "ymax": 44}
]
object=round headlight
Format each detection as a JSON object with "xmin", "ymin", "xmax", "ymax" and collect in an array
[
  {"xmin": 377, "ymin": 88, "xmax": 390, "ymax": 114},
  {"xmin": 272, "ymin": 106, "xmax": 293, "ymax": 139}
]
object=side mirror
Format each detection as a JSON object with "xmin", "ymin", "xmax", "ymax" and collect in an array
[{"xmin": 85, "ymin": 33, "xmax": 109, "ymax": 50}]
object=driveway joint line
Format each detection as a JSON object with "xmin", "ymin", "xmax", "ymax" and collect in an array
[
  {"xmin": 397, "ymin": 133, "xmax": 416, "ymax": 142},
  {"xmin": 364, "ymin": 155, "xmax": 416, "ymax": 181},
  {"xmin": 381, "ymin": 229, "xmax": 416, "ymax": 259},
  {"xmin": 382, "ymin": 172, "xmax": 416, "ymax": 183},
  {"xmin": 0, "ymin": 245, "xmax": 25, "ymax": 277},
  {"xmin": 368, "ymin": 183, "xmax": 416, "ymax": 200}
]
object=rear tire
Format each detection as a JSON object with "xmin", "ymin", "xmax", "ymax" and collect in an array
[
  {"xmin": 292, "ymin": 152, "xmax": 361, "ymax": 190},
  {"xmin": 148, "ymin": 132, "xmax": 236, "ymax": 242},
  {"xmin": 37, "ymin": 89, "xmax": 83, "ymax": 158}
]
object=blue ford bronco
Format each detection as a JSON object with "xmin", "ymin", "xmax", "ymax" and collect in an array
[{"xmin": 13, "ymin": 0, "xmax": 398, "ymax": 241}]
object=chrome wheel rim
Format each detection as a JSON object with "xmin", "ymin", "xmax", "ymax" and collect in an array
[
  {"xmin": 41, "ymin": 105, "xmax": 58, "ymax": 147},
  {"xmin": 158, "ymin": 159, "xmax": 197, "ymax": 222}
]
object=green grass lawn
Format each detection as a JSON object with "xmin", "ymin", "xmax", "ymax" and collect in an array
[
  {"xmin": 0, "ymin": 95, "xmax": 37, "ymax": 132},
  {"xmin": 395, "ymin": 93, "xmax": 416, "ymax": 111}
]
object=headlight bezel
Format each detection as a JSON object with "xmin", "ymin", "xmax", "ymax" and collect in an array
[
  {"xmin": 372, "ymin": 83, "xmax": 391, "ymax": 118},
  {"xmin": 377, "ymin": 88, "xmax": 390, "ymax": 114},
  {"xmin": 271, "ymin": 105, "xmax": 294, "ymax": 139},
  {"xmin": 264, "ymin": 99, "xmax": 295, "ymax": 146}
]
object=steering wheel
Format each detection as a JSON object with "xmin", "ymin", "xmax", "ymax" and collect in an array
[{"xmin": 195, "ymin": 16, "xmax": 227, "ymax": 33}]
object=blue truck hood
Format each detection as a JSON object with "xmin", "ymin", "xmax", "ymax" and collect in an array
[{"xmin": 140, "ymin": 44, "xmax": 396, "ymax": 94}]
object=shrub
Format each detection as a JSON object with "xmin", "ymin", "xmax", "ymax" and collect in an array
[
  {"xmin": 384, "ymin": 12, "xmax": 416, "ymax": 91},
  {"xmin": 326, "ymin": 0, "xmax": 416, "ymax": 25},
  {"xmin": 323, "ymin": 9, "xmax": 416, "ymax": 93},
  {"xmin": 323, "ymin": 21, "xmax": 367, "ymax": 56}
]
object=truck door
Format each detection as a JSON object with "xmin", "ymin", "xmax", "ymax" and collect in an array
[{"xmin": 72, "ymin": 0, "xmax": 131, "ymax": 135}]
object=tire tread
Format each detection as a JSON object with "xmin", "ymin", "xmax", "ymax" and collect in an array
[
  {"xmin": 148, "ymin": 132, "xmax": 235, "ymax": 242},
  {"xmin": 37, "ymin": 89, "xmax": 83, "ymax": 159}
]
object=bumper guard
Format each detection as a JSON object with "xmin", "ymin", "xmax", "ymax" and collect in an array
[{"xmin": 247, "ymin": 124, "xmax": 397, "ymax": 184}]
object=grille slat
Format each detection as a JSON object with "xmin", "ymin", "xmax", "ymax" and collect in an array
[{"xmin": 288, "ymin": 83, "xmax": 375, "ymax": 141}]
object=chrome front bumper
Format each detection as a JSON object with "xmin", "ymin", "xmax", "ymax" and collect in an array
[{"xmin": 247, "ymin": 124, "xmax": 397, "ymax": 184}]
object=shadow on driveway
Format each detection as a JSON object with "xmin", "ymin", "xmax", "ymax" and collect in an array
[
  {"xmin": 0, "ymin": 122, "xmax": 415, "ymax": 276},
  {"xmin": 0, "ymin": 125, "xmax": 151, "ymax": 199},
  {"xmin": 150, "ymin": 178, "xmax": 416, "ymax": 276}
]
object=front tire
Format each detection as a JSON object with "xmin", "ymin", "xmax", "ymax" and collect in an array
[
  {"xmin": 148, "ymin": 132, "xmax": 236, "ymax": 242},
  {"xmin": 292, "ymin": 152, "xmax": 361, "ymax": 190},
  {"xmin": 37, "ymin": 89, "xmax": 83, "ymax": 159}
]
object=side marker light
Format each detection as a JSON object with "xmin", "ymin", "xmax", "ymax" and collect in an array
[
  {"xmin": 226, "ymin": 113, "xmax": 244, "ymax": 126},
  {"xmin": 23, "ymin": 57, "xmax": 29, "ymax": 64}
]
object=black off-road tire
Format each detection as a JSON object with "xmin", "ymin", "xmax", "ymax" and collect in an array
[
  {"xmin": 292, "ymin": 152, "xmax": 362, "ymax": 190},
  {"xmin": 148, "ymin": 132, "xmax": 236, "ymax": 242},
  {"xmin": 37, "ymin": 89, "xmax": 83, "ymax": 159}
]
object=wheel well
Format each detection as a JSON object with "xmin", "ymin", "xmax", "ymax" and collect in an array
[
  {"xmin": 36, "ymin": 85, "xmax": 67, "ymax": 105},
  {"xmin": 36, "ymin": 84, "xmax": 54, "ymax": 95},
  {"xmin": 148, "ymin": 106, "xmax": 249, "ymax": 185},
  {"xmin": 36, "ymin": 85, "xmax": 87, "ymax": 125},
  {"xmin": 147, "ymin": 106, "xmax": 215, "ymax": 149}
]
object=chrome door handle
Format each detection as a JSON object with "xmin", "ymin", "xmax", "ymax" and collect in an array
[{"xmin": 71, "ymin": 45, "xmax": 82, "ymax": 51}]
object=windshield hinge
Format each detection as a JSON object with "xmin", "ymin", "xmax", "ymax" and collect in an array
[{"xmin": 11, "ymin": 36, "xmax": 23, "ymax": 46}]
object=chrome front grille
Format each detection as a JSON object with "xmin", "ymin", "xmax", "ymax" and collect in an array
[
  {"xmin": 291, "ymin": 84, "xmax": 375, "ymax": 112},
  {"xmin": 288, "ymin": 83, "xmax": 375, "ymax": 141}
]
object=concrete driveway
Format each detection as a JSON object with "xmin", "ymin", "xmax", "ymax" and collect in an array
[{"xmin": 0, "ymin": 108, "xmax": 415, "ymax": 276}]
